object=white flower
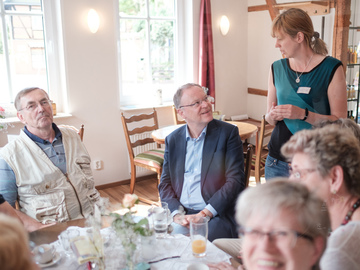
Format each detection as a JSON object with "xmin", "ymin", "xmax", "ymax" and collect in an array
[{"xmin": 122, "ymin": 194, "xmax": 138, "ymax": 208}]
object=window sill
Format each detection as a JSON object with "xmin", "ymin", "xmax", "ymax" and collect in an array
[
  {"xmin": 0, "ymin": 112, "xmax": 72, "ymax": 124},
  {"xmin": 120, "ymin": 102, "xmax": 173, "ymax": 111}
]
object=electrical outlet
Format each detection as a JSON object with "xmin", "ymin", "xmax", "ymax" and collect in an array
[{"xmin": 93, "ymin": 160, "xmax": 102, "ymax": 170}]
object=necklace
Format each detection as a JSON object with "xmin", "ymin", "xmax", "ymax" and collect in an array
[
  {"xmin": 295, "ymin": 53, "xmax": 314, "ymax": 83},
  {"xmin": 341, "ymin": 198, "xmax": 360, "ymax": 225}
]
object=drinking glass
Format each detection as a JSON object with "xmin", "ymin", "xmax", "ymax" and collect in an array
[
  {"xmin": 190, "ymin": 217, "xmax": 208, "ymax": 258},
  {"xmin": 58, "ymin": 228, "xmax": 80, "ymax": 257},
  {"xmin": 152, "ymin": 202, "xmax": 169, "ymax": 239}
]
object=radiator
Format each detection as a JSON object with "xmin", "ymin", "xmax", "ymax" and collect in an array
[{"xmin": 128, "ymin": 131, "xmax": 158, "ymax": 176}]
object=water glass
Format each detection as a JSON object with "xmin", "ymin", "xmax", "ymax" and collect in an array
[
  {"xmin": 58, "ymin": 228, "xmax": 80, "ymax": 257},
  {"xmin": 190, "ymin": 217, "xmax": 208, "ymax": 258},
  {"xmin": 152, "ymin": 202, "xmax": 168, "ymax": 239}
]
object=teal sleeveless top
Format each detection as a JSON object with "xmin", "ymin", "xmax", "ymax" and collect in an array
[{"xmin": 273, "ymin": 56, "xmax": 342, "ymax": 134}]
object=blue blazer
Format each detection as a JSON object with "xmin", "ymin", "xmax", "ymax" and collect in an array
[{"xmin": 159, "ymin": 119, "xmax": 245, "ymax": 219}]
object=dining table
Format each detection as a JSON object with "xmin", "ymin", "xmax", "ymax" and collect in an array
[
  {"xmin": 29, "ymin": 217, "xmax": 232, "ymax": 269},
  {"xmin": 152, "ymin": 121, "xmax": 258, "ymax": 144}
]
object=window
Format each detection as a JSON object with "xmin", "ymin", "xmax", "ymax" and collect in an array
[
  {"xmin": 0, "ymin": 0, "xmax": 64, "ymax": 110},
  {"xmin": 118, "ymin": 0, "xmax": 181, "ymax": 107}
]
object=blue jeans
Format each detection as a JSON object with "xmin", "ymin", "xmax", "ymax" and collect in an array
[{"xmin": 265, "ymin": 155, "xmax": 290, "ymax": 180}]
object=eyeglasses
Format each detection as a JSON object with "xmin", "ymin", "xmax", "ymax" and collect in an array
[
  {"xmin": 289, "ymin": 167, "xmax": 317, "ymax": 180},
  {"xmin": 18, "ymin": 99, "xmax": 52, "ymax": 112},
  {"xmin": 179, "ymin": 96, "xmax": 210, "ymax": 109},
  {"xmin": 239, "ymin": 226, "xmax": 313, "ymax": 248}
]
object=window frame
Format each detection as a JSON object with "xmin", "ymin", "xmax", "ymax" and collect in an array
[
  {"xmin": 0, "ymin": 0, "xmax": 66, "ymax": 113},
  {"xmin": 117, "ymin": 0, "xmax": 192, "ymax": 107}
]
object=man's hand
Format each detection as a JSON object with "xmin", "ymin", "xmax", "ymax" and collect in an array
[
  {"xmin": 174, "ymin": 209, "xmax": 213, "ymax": 228},
  {"xmin": 16, "ymin": 210, "xmax": 56, "ymax": 232}
]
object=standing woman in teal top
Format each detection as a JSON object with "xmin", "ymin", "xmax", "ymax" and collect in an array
[{"xmin": 265, "ymin": 8, "xmax": 347, "ymax": 180}]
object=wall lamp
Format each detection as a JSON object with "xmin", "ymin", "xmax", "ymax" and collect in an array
[
  {"xmin": 87, "ymin": 9, "xmax": 100, "ymax": 34},
  {"xmin": 220, "ymin": 15, "xmax": 230, "ymax": 36}
]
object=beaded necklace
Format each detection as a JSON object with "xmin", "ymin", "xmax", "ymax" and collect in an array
[{"xmin": 341, "ymin": 198, "xmax": 360, "ymax": 225}]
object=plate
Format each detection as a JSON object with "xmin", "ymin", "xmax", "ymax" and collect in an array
[{"xmin": 38, "ymin": 252, "xmax": 62, "ymax": 268}]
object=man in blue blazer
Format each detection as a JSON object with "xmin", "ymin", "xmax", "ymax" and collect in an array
[{"xmin": 159, "ymin": 83, "xmax": 245, "ymax": 241}]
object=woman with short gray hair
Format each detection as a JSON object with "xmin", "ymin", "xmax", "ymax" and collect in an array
[
  {"xmin": 282, "ymin": 125, "xmax": 360, "ymax": 269},
  {"xmin": 209, "ymin": 179, "xmax": 329, "ymax": 270}
]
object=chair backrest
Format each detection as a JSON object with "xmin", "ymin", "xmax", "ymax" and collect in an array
[
  {"xmin": 121, "ymin": 108, "xmax": 160, "ymax": 159},
  {"xmin": 254, "ymin": 115, "xmax": 273, "ymax": 183},
  {"xmin": 58, "ymin": 124, "xmax": 85, "ymax": 142},
  {"xmin": 244, "ymin": 143, "xmax": 254, "ymax": 187},
  {"xmin": 172, "ymin": 105, "xmax": 186, "ymax": 125},
  {"xmin": 78, "ymin": 124, "xmax": 84, "ymax": 142}
]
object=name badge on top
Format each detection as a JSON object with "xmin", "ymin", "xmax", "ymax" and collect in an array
[{"xmin": 297, "ymin": 87, "xmax": 311, "ymax": 94}]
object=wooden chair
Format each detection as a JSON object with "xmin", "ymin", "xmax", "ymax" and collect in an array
[
  {"xmin": 254, "ymin": 115, "xmax": 273, "ymax": 184},
  {"xmin": 243, "ymin": 143, "xmax": 254, "ymax": 187},
  {"xmin": 121, "ymin": 108, "xmax": 165, "ymax": 205},
  {"xmin": 58, "ymin": 124, "xmax": 85, "ymax": 142},
  {"xmin": 172, "ymin": 105, "xmax": 186, "ymax": 125}
]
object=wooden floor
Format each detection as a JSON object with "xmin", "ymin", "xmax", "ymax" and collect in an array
[
  {"xmin": 98, "ymin": 177, "xmax": 159, "ymax": 217},
  {"xmin": 97, "ymin": 175, "xmax": 266, "ymax": 217}
]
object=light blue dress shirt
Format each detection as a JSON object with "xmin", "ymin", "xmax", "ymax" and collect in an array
[{"xmin": 178, "ymin": 125, "xmax": 217, "ymax": 217}]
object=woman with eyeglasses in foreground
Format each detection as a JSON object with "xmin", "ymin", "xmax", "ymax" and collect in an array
[
  {"xmin": 281, "ymin": 125, "xmax": 360, "ymax": 269},
  {"xmin": 208, "ymin": 179, "xmax": 329, "ymax": 270}
]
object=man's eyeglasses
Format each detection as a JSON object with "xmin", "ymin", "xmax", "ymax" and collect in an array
[
  {"xmin": 289, "ymin": 167, "xmax": 317, "ymax": 180},
  {"xmin": 18, "ymin": 99, "xmax": 52, "ymax": 112},
  {"xmin": 179, "ymin": 96, "xmax": 211, "ymax": 109},
  {"xmin": 238, "ymin": 226, "xmax": 314, "ymax": 248}
]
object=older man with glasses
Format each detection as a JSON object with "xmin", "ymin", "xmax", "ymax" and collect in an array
[
  {"xmin": 159, "ymin": 83, "xmax": 245, "ymax": 241},
  {"xmin": 0, "ymin": 87, "xmax": 102, "ymax": 230}
]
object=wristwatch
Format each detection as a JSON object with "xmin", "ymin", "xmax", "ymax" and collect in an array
[
  {"xmin": 199, "ymin": 210, "xmax": 211, "ymax": 221},
  {"xmin": 301, "ymin": 108, "xmax": 308, "ymax": 121}
]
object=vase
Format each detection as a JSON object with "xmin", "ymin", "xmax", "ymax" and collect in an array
[
  {"xmin": 123, "ymin": 244, "xmax": 137, "ymax": 270},
  {"xmin": 120, "ymin": 231, "xmax": 139, "ymax": 270}
]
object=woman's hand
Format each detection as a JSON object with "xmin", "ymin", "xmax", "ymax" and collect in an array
[
  {"xmin": 208, "ymin": 262, "xmax": 239, "ymax": 270},
  {"xmin": 271, "ymin": 104, "xmax": 305, "ymax": 121}
]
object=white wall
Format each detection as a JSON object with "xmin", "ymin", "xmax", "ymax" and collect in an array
[
  {"xmin": 211, "ymin": 1, "xmax": 249, "ymax": 117},
  {"xmin": 0, "ymin": 0, "xmax": 249, "ymax": 186}
]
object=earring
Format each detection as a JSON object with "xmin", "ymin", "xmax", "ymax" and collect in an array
[{"xmin": 332, "ymin": 190, "xmax": 337, "ymax": 195}]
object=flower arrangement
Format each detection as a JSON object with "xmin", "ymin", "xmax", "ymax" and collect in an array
[
  {"xmin": 0, "ymin": 106, "xmax": 6, "ymax": 131},
  {"xmin": 111, "ymin": 194, "xmax": 153, "ymax": 269},
  {"xmin": 111, "ymin": 194, "xmax": 152, "ymax": 237},
  {"xmin": 0, "ymin": 106, "xmax": 14, "ymax": 132}
]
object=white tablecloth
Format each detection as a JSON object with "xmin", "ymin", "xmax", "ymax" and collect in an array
[{"xmin": 38, "ymin": 226, "xmax": 231, "ymax": 269}]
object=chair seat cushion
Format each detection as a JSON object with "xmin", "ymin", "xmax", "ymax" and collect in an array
[{"xmin": 134, "ymin": 149, "xmax": 165, "ymax": 169}]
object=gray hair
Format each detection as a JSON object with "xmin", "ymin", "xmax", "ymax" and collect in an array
[
  {"xmin": 281, "ymin": 125, "xmax": 360, "ymax": 197},
  {"xmin": 14, "ymin": 87, "xmax": 49, "ymax": 111},
  {"xmin": 173, "ymin": 83, "xmax": 204, "ymax": 109},
  {"xmin": 314, "ymin": 118, "xmax": 360, "ymax": 144},
  {"xmin": 236, "ymin": 179, "xmax": 330, "ymax": 264}
]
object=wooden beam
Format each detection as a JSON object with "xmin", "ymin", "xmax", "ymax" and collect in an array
[
  {"xmin": 248, "ymin": 1, "xmax": 335, "ymax": 15},
  {"xmin": 266, "ymin": 0, "xmax": 280, "ymax": 20},
  {"xmin": 332, "ymin": 0, "xmax": 351, "ymax": 68},
  {"xmin": 248, "ymin": 88, "xmax": 268, "ymax": 97},
  {"xmin": 274, "ymin": 1, "xmax": 330, "ymax": 16},
  {"xmin": 248, "ymin": 5, "xmax": 269, "ymax": 12}
]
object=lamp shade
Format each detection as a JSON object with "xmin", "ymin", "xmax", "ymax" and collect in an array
[
  {"xmin": 88, "ymin": 9, "xmax": 100, "ymax": 33},
  {"xmin": 220, "ymin": 15, "xmax": 230, "ymax": 36}
]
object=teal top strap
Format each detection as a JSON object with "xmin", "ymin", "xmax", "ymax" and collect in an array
[{"xmin": 273, "ymin": 56, "xmax": 342, "ymax": 134}]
